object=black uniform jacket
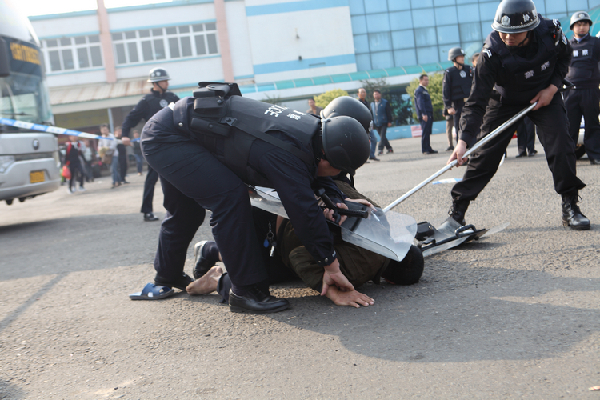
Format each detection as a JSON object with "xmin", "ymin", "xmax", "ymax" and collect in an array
[
  {"xmin": 443, "ymin": 65, "xmax": 473, "ymax": 108},
  {"xmin": 459, "ymin": 17, "xmax": 571, "ymax": 146},
  {"xmin": 143, "ymin": 97, "xmax": 343, "ymax": 267},
  {"xmin": 122, "ymin": 89, "xmax": 180, "ymax": 138}
]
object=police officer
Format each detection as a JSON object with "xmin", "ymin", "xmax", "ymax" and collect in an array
[
  {"xmin": 443, "ymin": 47, "xmax": 473, "ymax": 152},
  {"xmin": 121, "ymin": 68, "xmax": 180, "ymax": 222},
  {"xmin": 140, "ymin": 82, "xmax": 370, "ymax": 313},
  {"xmin": 447, "ymin": 0, "xmax": 590, "ymax": 231},
  {"xmin": 565, "ymin": 11, "xmax": 600, "ymax": 165},
  {"xmin": 414, "ymin": 74, "xmax": 438, "ymax": 154}
]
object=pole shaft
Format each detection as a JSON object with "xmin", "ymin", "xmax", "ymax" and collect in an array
[{"xmin": 383, "ymin": 102, "xmax": 537, "ymax": 213}]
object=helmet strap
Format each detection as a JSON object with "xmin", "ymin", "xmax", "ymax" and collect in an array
[
  {"xmin": 153, "ymin": 82, "xmax": 165, "ymax": 94},
  {"xmin": 517, "ymin": 31, "xmax": 532, "ymax": 47},
  {"xmin": 312, "ymin": 130, "xmax": 324, "ymax": 164}
]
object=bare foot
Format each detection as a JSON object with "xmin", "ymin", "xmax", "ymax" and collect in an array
[{"xmin": 186, "ymin": 266, "xmax": 223, "ymax": 295}]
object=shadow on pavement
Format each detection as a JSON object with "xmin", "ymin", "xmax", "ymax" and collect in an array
[
  {"xmin": 0, "ymin": 213, "xmax": 209, "ymax": 281},
  {"xmin": 265, "ymin": 267, "xmax": 599, "ymax": 363},
  {"xmin": 0, "ymin": 379, "xmax": 26, "ymax": 399},
  {"xmin": 0, "ymin": 274, "xmax": 66, "ymax": 334}
]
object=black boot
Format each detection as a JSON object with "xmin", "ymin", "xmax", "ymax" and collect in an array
[
  {"xmin": 562, "ymin": 192, "xmax": 590, "ymax": 230},
  {"xmin": 229, "ymin": 284, "xmax": 290, "ymax": 314},
  {"xmin": 449, "ymin": 199, "xmax": 470, "ymax": 226}
]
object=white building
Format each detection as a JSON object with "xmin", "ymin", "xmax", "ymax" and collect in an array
[
  {"xmin": 29, "ymin": 0, "xmax": 583, "ymax": 137},
  {"xmin": 30, "ymin": 0, "xmax": 369, "ymax": 133}
]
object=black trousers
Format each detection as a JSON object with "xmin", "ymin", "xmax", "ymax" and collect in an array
[
  {"xmin": 419, "ymin": 115, "xmax": 433, "ymax": 153},
  {"xmin": 517, "ymin": 116, "xmax": 536, "ymax": 155},
  {"xmin": 140, "ymin": 166, "xmax": 159, "ymax": 214},
  {"xmin": 143, "ymin": 138, "xmax": 268, "ymax": 288},
  {"xmin": 118, "ymin": 156, "xmax": 128, "ymax": 182},
  {"xmin": 452, "ymin": 94, "xmax": 585, "ymax": 202},
  {"xmin": 452, "ymin": 99, "xmax": 465, "ymax": 138},
  {"xmin": 376, "ymin": 125, "xmax": 392, "ymax": 151},
  {"xmin": 564, "ymin": 88, "xmax": 600, "ymax": 160},
  {"xmin": 68, "ymin": 163, "xmax": 83, "ymax": 189}
]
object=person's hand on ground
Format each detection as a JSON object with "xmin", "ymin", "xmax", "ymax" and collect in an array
[
  {"xmin": 321, "ymin": 258, "xmax": 354, "ymax": 295},
  {"xmin": 326, "ymin": 286, "xmax": 374, "ymax": 307}
]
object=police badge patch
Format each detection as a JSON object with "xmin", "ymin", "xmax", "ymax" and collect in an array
[
  {"xmin": 460, "ymin": 70, "xmax": 466, "ymax": 78},
  {"xmin": 501, "ymin": 15, "xmax": 510, "ymax": 27},
  {"xmin": 159, "ymin": 99, "xmax": 168, "ymax": 108}
]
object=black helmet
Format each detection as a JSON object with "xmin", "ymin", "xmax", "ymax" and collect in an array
[
  {"xmin": 448, "ymin": 47, "xmax": 465, "ymax": 62},
  {"xmin": 148, "ymin": 68, "xmax": 170, "ymax": 83},
  {"xmin": 570, "ymin": 11, "xmax": 592, "ymax": 30},
  {"xmin": 491, "ymin": 0, "xmax": 540, "ymax": 34},
  {"xmin": 321, "ymin": 116, "xmax": 370, "ymax": 174},
  {"xmin": 320, "ymin": 96, "xmax": 372, "ymax": 132},
  {"xmin": 381, "ymin": 245, "xmax": 424, "ymax": 286}
]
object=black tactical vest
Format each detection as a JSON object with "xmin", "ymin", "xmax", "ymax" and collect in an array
[
  {"xmin": 566, "ymin": 36, "xmax": 600, "ymax": 86},
  {"xmin": 446, "ymin": 65, "xmax": 473, "ymax": 101},
  {"xmin": 486, "ymin": 17, "xmax": 562, "ymax": 105},
  {"xmin": 143, "ymin": 91, "xmax": 179, "ymax": 116},
  {"xmin": 172, "ymin": 85, "xmax": 320, "ymax": 187}
]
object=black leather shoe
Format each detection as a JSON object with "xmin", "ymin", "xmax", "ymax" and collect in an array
[
  {"xmin": 423, "ymin": 150, "xmax": 438, "ymax": 155},
  {"xmin": 229, "ymin": 286, "xmax": 290, "ymax": 314},
  {"xmin": 449, "ymin": 199, "xmax": 470, "ymax": 226},
  {"xmin": 515, "ymin": 152, "xmax": 526, "ymax": 158},
  {"xmin": 446, "ymin": 145, "xmax": 454, "ymax": 151},
  {"xmin": 528, "ymin": 150, "xmax": 538, "ymax": 157},
  {"xmin": 193, "ymin": 241, "xmax": 216, "ymax": 279},
  {"xmin": 562, "ymin": 193, "xmax": 590, "ymax": 230},
  {"xmin": 154, "ymin": 272, "xmax": 193, "ymax": 291},
  {"xmin": 370, "ymin": 157, "xmax": 380, "ymax": 162},
  {"xmin": 144, "ymin": 213, "xmax": 159, "ymax": 222},
  {"xmin": 590, "ymin": 158, "xmax": 600, "ymax": 165}
]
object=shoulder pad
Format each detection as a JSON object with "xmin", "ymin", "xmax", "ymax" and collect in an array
[
  {"xmin": 553, "ymin": 19, "xmax": 561, "ymax": 28},
  {"xmin": 482, "ymin": 49, "xmax": 493, "ymax": 59},
  {"xmin": 445, "ymin": 68, "xmax": 451, "ymax": 72}
]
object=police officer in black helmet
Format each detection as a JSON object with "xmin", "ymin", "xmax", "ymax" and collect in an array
[
  {"xmin": 565, "ymin": 11, "xmax": 600, "ymax": 165},
  {"xmin": 447, "ymin": 0, "xmax": 591, "ymax": 230},
  {"xmin": 121, "ymin": 68, "xmax": 179, "ymax": 222},
  {"xmin": 139, "ymin": 83, "xmax": 370, "ymax": 313},
  {"xmin": 443, "ymin": 47, "xmax": 473, "ymax": 151}
]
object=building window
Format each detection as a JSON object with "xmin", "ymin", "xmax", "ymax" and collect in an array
[
  {"xmin": 112, "ymin": 22, "xmax": 218, "ymax": 65},
  {"xmin": 42, "ymin": 35, "xmax": 103, "ymax": 72}
]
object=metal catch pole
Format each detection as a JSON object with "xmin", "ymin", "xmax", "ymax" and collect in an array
[{"xmin": 383, "ymin": 102, "xmax": 537, "ymax": 213}]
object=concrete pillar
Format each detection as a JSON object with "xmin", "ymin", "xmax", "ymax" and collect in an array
[
  {"xmin": 97, "ymin": 0, "xmax": 117, "ymax": 83},
  {"xmin": 214, "ymin": 0, "xmax": 234, "ymax": 82}
]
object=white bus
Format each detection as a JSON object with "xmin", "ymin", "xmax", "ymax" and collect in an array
[{"xmin": 0, "ymin": 0, "xmax": 60, "ymax": 206}]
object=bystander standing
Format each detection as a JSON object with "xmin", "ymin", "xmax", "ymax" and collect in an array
[
  {"xmin": 414, "ymin": 74, "xmax": 438, "ymax": 155},
  {"xmin": 370, "ymin": 89, "xmax": 393, "ymax": 155},
  {"xmin": 306, "ymin": 98, "xmax": 322, "ymax": 116}
]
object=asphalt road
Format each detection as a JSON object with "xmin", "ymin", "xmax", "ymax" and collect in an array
[{"xmin": 1, "ymin": 134, "xmax": 599, "ymax": 399}]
